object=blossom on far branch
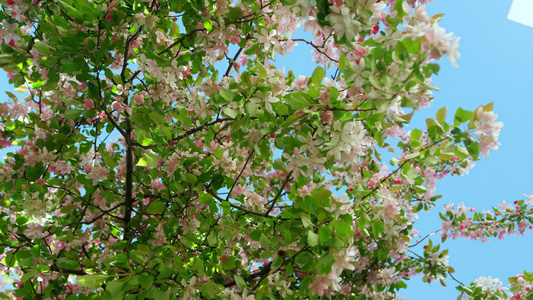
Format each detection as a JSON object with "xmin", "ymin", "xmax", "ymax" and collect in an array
[
  {"xmin": 474, "ymin": 107, "xmax": 504, "ymax": 157},
  {"xmin": 440, "ymin": 196, "xmax": 533, "ymax": 243}
]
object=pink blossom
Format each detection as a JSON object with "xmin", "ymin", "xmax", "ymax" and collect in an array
[
  {"xmin": 132, "ymin": 94, "xmax": 144, "ymax": 105},
  {"xmin": 320, "ymin": 110, "xmax": 334, "ymax": 124},
  {"xmin": 1, "ymin": 20, "xmax": 20, "ymax": 47},
  {"xmin": 83, "ymin": 98, "xmax": 94, "ymax": 109},
  {"xmin": 255, "ymin": 28, "xmax": 277, "ymax": 49},
  {"xmin": 86, "ymin": 165, "xmax": 109, "ymax": 184},
  {"xmin": 97, "ymin": 110, "xmax": 107, "ymax": 121}
]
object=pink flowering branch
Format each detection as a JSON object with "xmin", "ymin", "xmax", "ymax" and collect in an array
[{"xmin": 440, "ymin": 199, "xmax": 533, "ymax": 242}]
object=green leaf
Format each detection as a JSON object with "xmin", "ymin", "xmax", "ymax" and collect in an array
[
  {"xmin": 177, "ymin": 109, "xmax": 191, "ymax": 126},
  {"xmin": 369, "ymin": 76, "xmax": 383, "ymax": 89},
  {"xmin": 194, "ymin": 258, "xmax": 205, "ymax": 276},
  {"xmin": 137, "ymin": 157, "xmax": 148, "ymax": 167},
  {"xmin": 317, "ymin": 253, "xmax": 334, "ymax": 275},
  {"xmin": 371, "ymin": 219, "xmax": 384, "ymax": 238},
  {"xmin": 58, "ymin": 0, "xmax": 85, "ymax": 19},
  {"xmin": 281, "ymin": 113, "xmax": 303, "ymax": 128},
  {"xmin": 338, "ymin": 54, "xmax": 346, "ymax": 72},
  {"xmin": 394, "ymin": 41, "xmax": 408, "ymax": 61},
  {"xmin": 277, "ymin": 103, "xmax": 289, "ymax": 115},
  {"xmin": 207, "ymin": 234, "xmax": 217, "ymax": 246},
  {"xmin": 427, "ymin": 63, "xmax": 440, "ymax": 75},
  {"xmin": 213, "ymin": 148, "xmax": 224, "ymax": 159},
  {"xmin": 437, "ymin": 153, "xmax": 454, "ymax": 160},
  {"xmin": 220, "ymin": 90, "xmax": 236, "ymax": 102},
  {"xmin": 235, "ymin": 275, "xmax": 246, "ymax": 289},
  {"xmin": 137, "ymin": 152, "xmax": 159, "ymax": 167},
  {"xmin": 60, "ymin": 205, "xmax": 76, "ymax": 214},
  {"xmin": 136, "ymin": 130, "xmax": 154, "ymax": 146},
  {"xmin": 227, "ymin": 7, "xmax": 244, "ymax": 20},
  {"xmin": 483, "ymin": 102, "xmax": 494, "ymax": 112},
  {"xmin": 57, "ymin": 257, "xmax": 79, "ymax": 269},
  {"xmin": 76, "ymin": 275, "xmax": 109, "ymax": 290},
  {"xmin": 222, "ymin": 107, "xmax": 239, "ymax": 118},
  {"xmin": 285, "ymin": 92, "xmax": 312, "ymax": 110},
  {"xmin": 357, "ymin": 213, "xmax": 371, "ymax": 229},
  {"xmin": 428, "ymin": 125, "xmax": 444, "ymax": 140},
  {"xmin": 256, "ymin": 61, "xmax": 267, "ymax": 79},
  {"xmin": 204, "ymin": 20, "xmax": 213, "ymax": 31},
  {"xmin": 183, "ymin": 173, "xmax": 197, "ymax": 184},
  {"xmin": 436, "ymin": 106, "xmax": 447, "ymax": 126},
  {"xmin": 286, "ymin": 262, "xmax": 294, "ymax": 276},
  {"xmin": 64, "ymin": 109, "xmax": 83, "ymax": 119},
  {"xmin": 21, "ymin": 269, "xmax": 37, "ymax": 283},
  {"xmin": 148, "ymin": 289, "xmax": 170, "ymax": 300},
  {"xmin": 107, "ymin": 281, "xmax": 127, "ymax": 298},
  {"xmin": 5, "ymin": 91, "xmax": 16, "ymax": 101},
  {"xmin": 307, "ymin": 230, "xmax": 318, "ymax": 247},
  {"xmin": 243, "ymin": 43, "xmax": 260, "ymax": 55},
  {"xmin": 310, "ymin": 66, "xmax": 325, "ymax": 85},
  {"xmin": 26, "ymin": 165, "xmax": 43, "ymax": 181},
  {"xmin": 301, "ymin": 213, "xmax": 313, "ymax": 228},
  {"xmin": 404, "ymin": 152, "xmax": 420, "ymax": 160},
  {"xmin": 318, "ymin": 225, "xmax": 333, "ymax": 244},
  {"xmin": 454, "ymin": 145, "xmax": 470, "ymax": 159},
  {"xmin": 405, "ymin": 168, "xmax": 419, "ymax": 184},
  {"xmin": 250, "ymin": 230, "xmax": 263, "ymax": 242},
  {"xmin": 129, "ymin": 250, "xmax": 145, "ymax": 264},
  {"xmin": 454, "ymin": 107, "xmax": 473, "ymax": 126},
  {"xmin": 221, "ymin": 256, "xmax": 235, "ymax": 269},
  {"xmin": 301, "ymin": 196, "xmax": 319, "ymax": 213},
  {"xmin": 149, "ymin": 112, "xmax": 165, "ymax": 123},
  {"xmin": 328, "ymin": 87, "xmax": 339, "ymax": 102},
  {"xmin": 308, "ymin": 86, "xmax": 319, "ymax": 98},
  {"xmin": 335, "ymin": 219, "xmax": 352, "ymax": 237},
  {"xmin": 402, "ymin": 38, "xmax": 420, "ymax": 54},
  {"xmin": 245, "ymin": 102, "xmax": 259, "ymax": 117},
  {"xmin": 146, "ymin": 201, "xmax": 165, "ymax": 214},
  {"xmin": 311, "ymin": 187, "xmax": 331, "ymax": 203},
  {"xmin": 198, "ymin": 192, "xmax": 213, "ymax": 205},
  {"xmin": 393, "ymin": 0, "xmax": 408, "ymax": 18},
  {"xmin": 273, "ymin": 158, "xmax": 287, "ymax": 171},
  {"xmin": 158, "ymin": 124, "xmax": 172, "ymax": 141},
  {"xmin": 426, "ymin": 118, "xmax": 438, "ymax": 128},
  {"xmin": 410, "ymin": 128, "xmax": 422, "ymax": 141},
  {"xmin": 259, "ymin": 234, "xmax": 273, "ymax": 249},
  {"xmin": 33, "ymin": 41, "xmax": 54, "ymax": 55},
  {"xmin": 61, "ymin": 58, "xmax": 84, "ymax": 74}
]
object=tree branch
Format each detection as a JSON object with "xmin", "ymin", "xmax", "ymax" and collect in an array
[
  {"xmin": 265, "ymin": 170, "xmax": 293, "ymax": 216},
  {"xmin": 206, "ymin": 188, "xmax": 298, "ymax": 221}
]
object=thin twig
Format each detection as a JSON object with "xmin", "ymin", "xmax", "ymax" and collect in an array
[
  {"xmin": 409, "ymin": 230, "xmax": 440, "ymax": 248},
  {"xmin": 265, "ymin": 170, "xmax": 293, "ymax": 216}
]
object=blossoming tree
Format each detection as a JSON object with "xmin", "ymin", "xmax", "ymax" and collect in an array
[{"xmin": 0, "ymin": 0, "xmax": 531, "ymax": 299}]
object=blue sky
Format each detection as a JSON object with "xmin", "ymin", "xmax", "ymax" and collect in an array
[
  {"xmin": 400, "ymin": 0, "xmax": 533, "ymax": 298},
  {"xmin": 1, "ymin": 0, "xmax": 532, "ymax": 298}
]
